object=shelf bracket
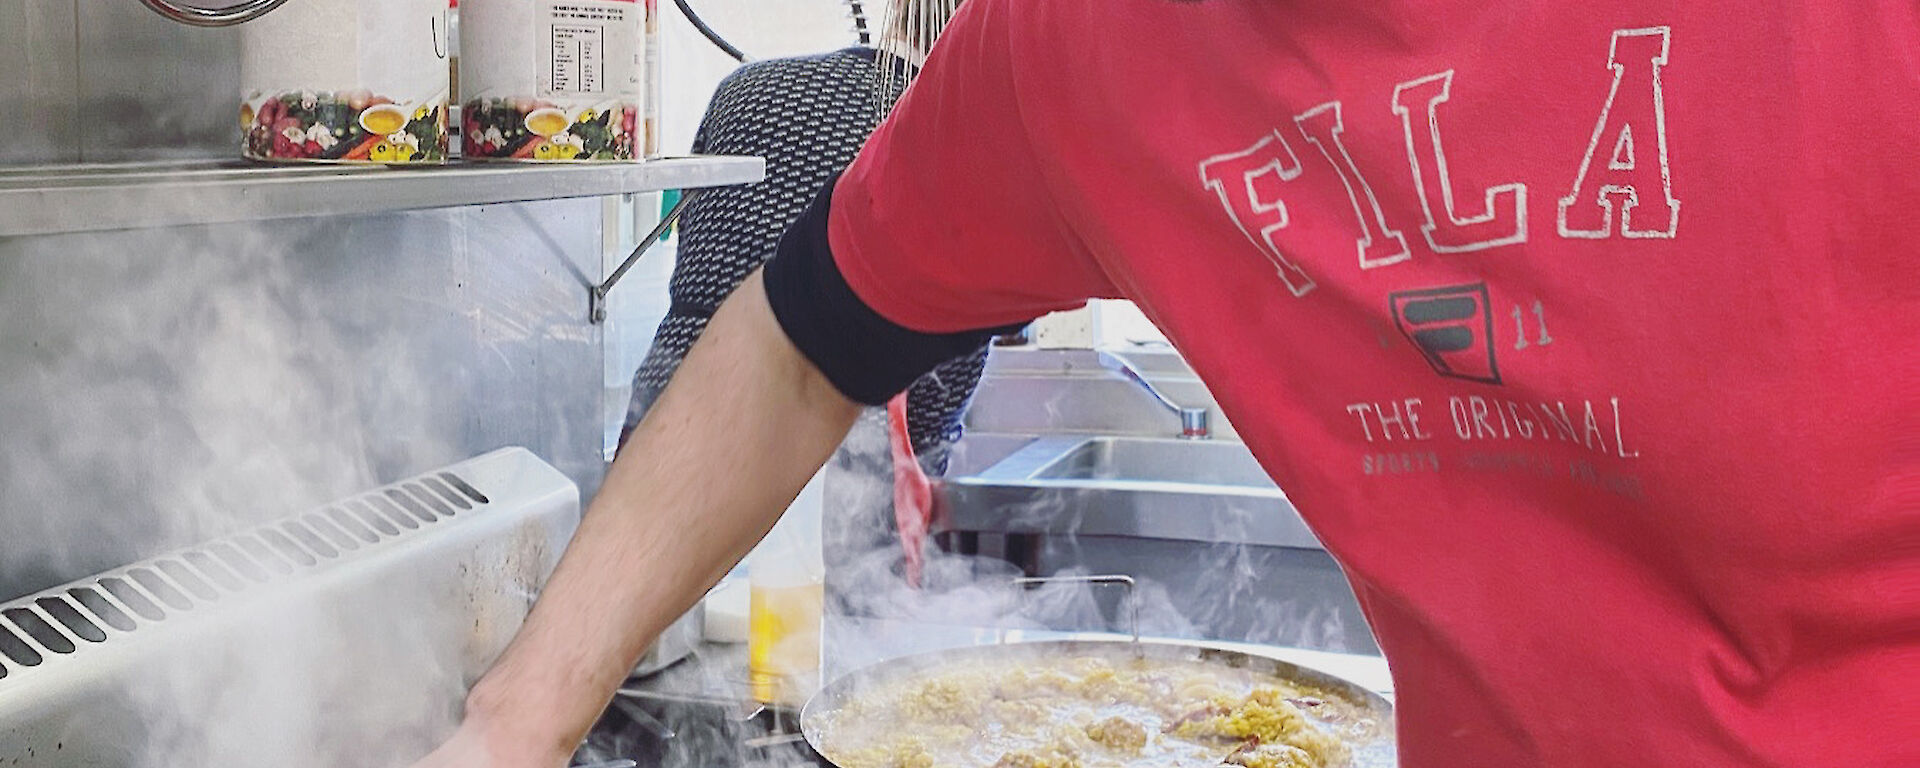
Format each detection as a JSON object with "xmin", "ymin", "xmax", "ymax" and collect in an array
[{"xmin": 591, "ymin": 188, "xmax": 703, "ymax": 324}]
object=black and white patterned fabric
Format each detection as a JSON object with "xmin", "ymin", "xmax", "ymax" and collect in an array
[{"xmin": 623, "ymin": 47, "xmax": 987, "ymax": 468}]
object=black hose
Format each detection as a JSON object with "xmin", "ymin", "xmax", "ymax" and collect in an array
[
  {"xmin": 673, "ymin": 0, "xmax": 749, "ymax": 63},
  {"xmin": 848, "ymin": 0, "xmax": 872, "ymax": 46}
]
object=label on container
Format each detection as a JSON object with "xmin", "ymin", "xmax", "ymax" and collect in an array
[
  {"xmin": 239, "ymin": 0, "xmax": 451, "ymax": 164},
  {"xmin": 540, "ymin": 1, "xmax": 640, "ymax": 96},
  {"xmin": 461, "ymin": 0, "xmax": 644, "ymax": 161}
]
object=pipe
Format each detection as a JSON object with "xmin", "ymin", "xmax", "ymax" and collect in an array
[
  {"xmin": 137, "ymin": 0, "xmax": 293, "ymax": 27},
  {"xmin": 672, "ymin": 0, "xmax": 749, "ymax": 63}
]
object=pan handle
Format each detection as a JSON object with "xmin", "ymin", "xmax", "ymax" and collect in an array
[{"xmin": 1009, "ymin": 574, "xmax": 1140, "ymax": 643}]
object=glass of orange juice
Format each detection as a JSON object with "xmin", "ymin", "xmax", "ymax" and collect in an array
[{"xmin": 747, "ymin": 468, "xmax": 826, "ymax": 706}]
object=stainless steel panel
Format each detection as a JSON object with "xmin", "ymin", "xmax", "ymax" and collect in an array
[
  {"xmin": 0, "ymin": 1, "xmax": 81, "ymax": 164},
  {"xmin": 0, "ymin": 199, "xmax": 610, "ymax": 602},
  {"xmin": 75, "ymin": 0, "xmax": 241, "ymax": 161},
  {"xmin": 0, "ymin": 156, "xmax": 765, "ymax": 237}
]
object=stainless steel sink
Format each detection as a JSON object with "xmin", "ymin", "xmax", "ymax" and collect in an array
[
  {"xmin": 911, "ymin": 349, "xmax": 1376, "ymax": 655},
  {"xmin": 935, "ymin": 436, "xmax": 1322, "ymax": 550},
  {"xmin": 1026, "ymin": 437, "xmax": 1275, "ymax": 487}
]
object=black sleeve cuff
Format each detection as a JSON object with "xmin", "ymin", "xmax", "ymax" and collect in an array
[{"xmin": 763, "ymin": 174, "xmax": 1023, "ymax": 406}]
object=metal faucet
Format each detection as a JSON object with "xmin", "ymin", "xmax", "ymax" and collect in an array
[{"xmin": 1097, "ymin": 350, "xmax": 1211, "ymax": 439}]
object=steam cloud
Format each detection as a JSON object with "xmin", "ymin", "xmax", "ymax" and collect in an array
[
  {"xmin": 0, "ymin": 206, "xmax": 1357, "ymax": 768},
  {"xmin": 0, "ymin": 214, "xmax": 476, "ymax": 767},
  {"xmin": 821, "ymin": 402, "xmax": 1360, "ymax": 671}
]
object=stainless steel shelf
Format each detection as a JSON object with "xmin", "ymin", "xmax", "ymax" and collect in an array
[{"xmin": 0, "ymin": 156, "xmax": 765, "ymax": 237}]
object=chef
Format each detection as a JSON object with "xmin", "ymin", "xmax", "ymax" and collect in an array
[{"xmin": 418, "ymin": 0, "xmax": 1918, "ymax": 766}]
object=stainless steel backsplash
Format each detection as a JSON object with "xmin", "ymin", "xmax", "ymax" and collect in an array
[
  {"xmin": 0, "ymin": 1, "xmax": 242, "ymax": 164},
  {"xmin": 0, "ymin": 199, "xmax": 614, "ymax": 602}
]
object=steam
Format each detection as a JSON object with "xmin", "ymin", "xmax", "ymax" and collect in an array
[
  {"xmin": 127, "ymin": 584, "xmax": 467, "ymax": 768},
  {"xmin": 568, "ymin": 349, "xmax": 1367, "ymax": 766},
  {"xmin": 0, "ymin": 209, "xmax": 1356, "ymax": 767},
  {"xmin": 4, "ymin": 228, "xmax": 352, "ymax": 592},
  {"xmin": 814, "ymin": 376, "xmax": 1369, "ymax": 681},
  {"xmin": 0, "ymin": 214, "xmax": 470, "ymax": 767}
]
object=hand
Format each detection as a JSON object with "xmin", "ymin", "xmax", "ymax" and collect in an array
[
  {"xmin": 409, "ymin": 706, "xmax": 572, "ymax": 768},
  {"xmin": 410, "ymin": 725, "xmax": 501, "ymax": 768}
]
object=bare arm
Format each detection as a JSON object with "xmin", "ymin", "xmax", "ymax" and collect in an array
[{"xmin": 418, "ymin": 270, "xmax": 861, "ymax": 766}]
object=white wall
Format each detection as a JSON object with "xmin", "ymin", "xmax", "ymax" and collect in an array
[{"xmin": 659, "ymin": 0, "xmax": 862, "ymax": 153}]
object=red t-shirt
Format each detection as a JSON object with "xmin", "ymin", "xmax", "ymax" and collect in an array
[{"xmin": 825, "ymin": 0, "xmax": 1919, "ymax": 765}]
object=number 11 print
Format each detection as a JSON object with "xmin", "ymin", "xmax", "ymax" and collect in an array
[{"xmin": 1513, "ymin": 301, "xmax": 1553, "ymax": 350}]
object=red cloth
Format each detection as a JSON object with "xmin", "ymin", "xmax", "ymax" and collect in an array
[
  {"xmin": 887, "ymin": 392, "xmax": 933, "ymax": 588},
  {"xmin": 827, "ymin": 0, "xmax": 1920, "ymax": 765}
]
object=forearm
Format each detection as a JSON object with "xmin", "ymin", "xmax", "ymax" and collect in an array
[{"xmin": 463, "ymin": 270, "xmax": 860, "ymax": 761}]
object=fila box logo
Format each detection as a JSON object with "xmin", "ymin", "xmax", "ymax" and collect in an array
[{"xmin": 1389, "ymin": 283, "xmax": 1501, "ymax": 385}]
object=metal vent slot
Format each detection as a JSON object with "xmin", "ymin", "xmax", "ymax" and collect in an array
[
  {"xmin": 68, "ymin": 587, "xmax": 137, "ymax": 632},
  {"xmin": 370, "ymin": 496, "xmax": 420, "ymax": 530},
  {"xmin": 303, "ymin": 512, "xmax": 360, "ymax": 551},
  {"xmin": 349, "ymin": 500, "xmax": 402, "ymax": 535},
  {"xmin": 385, "ymin": 489, "xmax": 437, "ymax": 523},
  {"xmin": 325, "ymin": 506, "xmax": 380, "ymax": 543},
  {"xmin": 155, "ymin": 560, "xmax": 218, "ymax": 601},
  {"xmin": 405, "ymin": 483, "xmax": 455, "ymax": 518},
  {"xmin": 99, "ymin": 577, "xmax": 165, "ymax": 621},
  {"xmin": 184, "ymin": 550, "xmax": 244, "ymax": 591},
  {"xmin": 210, "ymin": 542, "xmax": 269, "ymax": 583},
  {"xmin": 128, "ymin": 568, "xmax": 192, "ymax": 611},
  {"xmin": 4, "ymin": 608, "xmax": 75, "ymax": 654},
  {"xmin": 0, "ymin": 624, "xmax": 42, "ymax": 666},
  {"xmin": 440, "ymin": 471, "xmax": 490, "ymax": 504},
  {"xmin": 256, "ymin": 529, "xmax": 317, "ymax": 567},
  {"xmin": 36, "ymin": 598, "xmax": 106, "ymax": 643},
  {"xmin": 281, "ymin": 520, "xmax": 337, "ymax": 559},
  {"xmin": 236, "ymin": 534, "xmax": 295, "ymax": 574},
  {"xmin": 421, "ymin": 476, "xmax": 472, "ymax": 511}
]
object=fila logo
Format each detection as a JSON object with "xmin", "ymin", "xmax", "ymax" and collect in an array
[
  {"xmin": 1389, "ymin": 284, "xmax": 1501, "ymax": 385},
  {"xmin": 1199, "ymin": 27, "xmax": 1680, "ymax": 295}
]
